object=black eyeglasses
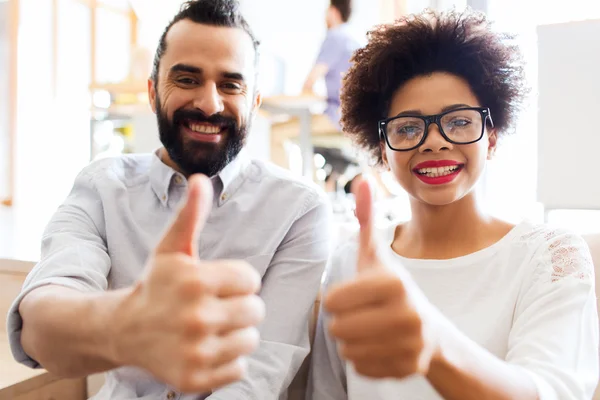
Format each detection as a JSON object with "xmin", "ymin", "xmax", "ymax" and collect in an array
[{"xmin": 378, "ymin": 107, "xmax": 494, "ymax": 151}]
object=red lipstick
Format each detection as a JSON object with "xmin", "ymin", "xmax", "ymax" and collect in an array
[{"xmin": 412, "ymin": 160, "xmax": 464, "ymax": 185}]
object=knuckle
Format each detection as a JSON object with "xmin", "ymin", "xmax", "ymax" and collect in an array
[
  {"xmin": 386, "ymin": 278, "xmax": 406, "ymax": 297},
  {"xmin": 228, "ymin": 260, "xmax": 261, "ymax": 286},
  {"xmin": 389, "ymin": 315, "xmax": 406, "ymax": 330},
  {"xmin": 228, "ymin": 327, "xmax": 260, "ymax": 357},
  {"xmin": 328, "ymin": 319, "xmax": 342, "ymax": 338},
  {"xmin": 236, "ymin": 327, "xmax": 261, "ymax": 353},
  {"xmin": 390, "ymin": 339, "xmax": 406, "ymax": 355},
  {"xmin": 389, "ymin": 311, "xmax": 421, "ymax": 333},
  {"xmin": 407, "ymin": 314, "xmax": 423, "ymax": 334},
  {"xmin": 193, "ymin": 343, "xmax": 217, "ymax": 366},
  {"xmin": 240, "ymin": 295, "xmax": 266, "ymax": 324},
  {"xmin": 255, "ymin": 297, "xmax": 267, "ymax": 321},
  {"xmin": 179, "ymin": 275, "xmax": 209, "ymax": 297},
  {"xmin": 339, "ymin": 343, "xmax": 354, "ymax": 360},
  {"xmin": 354, "ymin": 363, "xmax": 377, "ymax": 378},
  {"xmin": 226, "ymin": 358, "xmax": 247, "ymax": 380},
  {"xmin": 185, "ymin": 308, "xmax": 219, "ymax": 334},
  {"xmin": 397, "ymin": 347, "xmax": 421, "ymax": 373},
  {"xmin": 414, "ymin": 336, "xmax": 426, "ymax": 353},
  {"xmin": 194, "ymin": 313, "xmax": 217, "ymax": 333},
  {"xmin": 191, "ymin": 359, "xmax": 245, "ymax": 391},
  {"xmin": 405, "ymin": 343, "xmax": 421, "ymax": 360},
  {"xmin": 393, "ymin": 360, "xmax": 412, "ymax": 377},
  {"xmin": 409, "ymin": 356, "xmax": 421, "ymax": 373},
  {"xmin": 246, "ymin": 327, "xmax": 261, "ymax": 350}
]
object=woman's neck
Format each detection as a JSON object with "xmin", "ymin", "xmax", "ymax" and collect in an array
[{"xmin": 393, "ymin": 192, "xmax": 513, "ymax": 259}]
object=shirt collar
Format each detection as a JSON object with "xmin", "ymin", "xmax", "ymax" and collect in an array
[
  {"xmin": 150, "ymin": 148, "xmax": 249, "ymax": 206},
  {"xmin": 218, "ymin": 149, "xmax": 249, "ymax": 194}
]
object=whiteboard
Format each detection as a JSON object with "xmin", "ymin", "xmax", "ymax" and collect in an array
[{"xmin": 537, "ymin": 19, "xmax": 600, "ymax": 210}]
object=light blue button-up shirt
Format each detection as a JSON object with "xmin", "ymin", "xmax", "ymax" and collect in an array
[{"xmin": 7, "ymin": 149, "xmax": 332, "ymax": 400}]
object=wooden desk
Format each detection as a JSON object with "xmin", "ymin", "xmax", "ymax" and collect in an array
[
  {"xmin": 0, "ymin": 261, "xmax": 86, "ymax": 400},
  {"xmin": 261, "ymin": 95, "xmax": 327, "ymax": 178}
]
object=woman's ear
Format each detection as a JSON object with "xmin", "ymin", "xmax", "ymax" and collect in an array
[
  {"xmin": 487, "ymin": 129, "xmax": 498, "ymax": 160},
  {"xmin": 380, "ymin": 141, "xmax": 390, "ymax": 170}
]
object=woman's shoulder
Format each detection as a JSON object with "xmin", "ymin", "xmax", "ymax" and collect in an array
[
  {"xmin": 511, "ymin": 220, "xmax": 587, "ymax": 252},
  {"xmin": 509, "ymin": 220, "xmax": 594, "ymax": 284}
]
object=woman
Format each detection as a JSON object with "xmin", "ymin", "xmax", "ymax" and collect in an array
[{"xmin": 308, "ymin": 9, "xmax": 598, "ymax": 400}]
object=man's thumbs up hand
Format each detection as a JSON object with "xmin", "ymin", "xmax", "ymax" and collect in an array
[
  {"xmin": 155, "ymin": 174, "xmax": 212, "ymax": 258},
  {"xmin": 110, "ymin": 174, "xmax": 265, "ymax": 393}
]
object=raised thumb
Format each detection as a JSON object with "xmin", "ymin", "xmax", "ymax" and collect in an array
[
  {"xmin": 355, "ymin": 178, "xmax": 378, "ymax": 273},
  {"xmin": 155, "ymin": 174, "xmax": 213, "ymax": 257}
]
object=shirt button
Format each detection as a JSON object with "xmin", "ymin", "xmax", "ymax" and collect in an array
[
  {"xmin": 221, "ymin": 193, "xmax": 228, "ymax": 201},
  {"xmin": 174, "ymin": 175, "xmax": 183, "ymax": 184},
  {"xmin": 162, "ymin": 194, "xmax": 167, "ymax": 202},
  {"xmin": 167, "ymin": 391, "xmax": 176, "ymax": 400}
]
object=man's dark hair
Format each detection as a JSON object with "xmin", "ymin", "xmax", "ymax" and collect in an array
[
  {"xmin": 151, "ymin": 0, "xmax": 260, "ymax": 83},
  {"xmin": 330, "ymin": 0, "xmax": 352, "ymax": 23}
]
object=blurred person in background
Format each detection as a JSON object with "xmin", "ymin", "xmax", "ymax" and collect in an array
[
  {"xmin": 302, "ymin": 0, "xmax": 360, "ymax": 130},
  {"xmin": 270, "ymin": 0, "xmax": 360, "ymax": 169}
]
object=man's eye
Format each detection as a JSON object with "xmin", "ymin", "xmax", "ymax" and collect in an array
[
  {"xmin": 222, "ymin": 83, "xmax": 242, "ymax": 90},
  {"xmin": 177, "ymin": 78, "xmax": 197, "ymax": 85}
]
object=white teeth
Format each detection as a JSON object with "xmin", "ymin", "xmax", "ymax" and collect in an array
[
  {"xmin": 416, "ymin": 165, "xmax": 461, "ymax": 177},
  {"xmin": 189, "ymin": 123, "xmax": 221, "ymax": 134}
]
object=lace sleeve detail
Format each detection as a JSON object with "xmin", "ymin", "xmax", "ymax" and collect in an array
[
  {"xmin": 522, "ymin": 227, "xmax": 594, "ymax": 284},
  {"xmin": 547, "ymin": 236, "xmax": 593, "ymax": 282}
]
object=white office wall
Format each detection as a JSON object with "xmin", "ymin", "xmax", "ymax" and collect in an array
[
  {"xmin": 537, "ymin": 19, "xmax": 600, "ymax": 211},
  {"xmin": 0, "ymin": 2, "xmax": 9, "ymax": 199},
  {"xmin": 407, "ymin": 0, "xmax": 467, "ymax": 13}
]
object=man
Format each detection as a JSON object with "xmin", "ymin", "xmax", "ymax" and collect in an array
[
  {"xmin": 270, "ymin": 0, "xmax": 360, "ymax": 169},
  {"xmin": 302, "ymin": 0, "xmax": 360, "ymax": 129},
  {"xmin": 6, "ymin": 1, "xmax": 331, "ymax": 399}
]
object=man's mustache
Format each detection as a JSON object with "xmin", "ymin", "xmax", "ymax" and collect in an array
[{"xmin": 172, "ymin": 109, "xmax": 236, "ymax": 129}]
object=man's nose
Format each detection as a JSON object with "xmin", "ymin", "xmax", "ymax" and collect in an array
[{"xmin": 192, "ymin": 83, "xmax": 225, "ymax": 116}]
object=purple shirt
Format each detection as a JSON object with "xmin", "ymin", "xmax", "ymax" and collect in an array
[{"xmin": 316, "ymin": 24, "xmax": 360, "ymax": 128}]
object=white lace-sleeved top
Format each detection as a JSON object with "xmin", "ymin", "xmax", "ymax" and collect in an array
[{"xmin": 309, "ymin": 221, "xmax": 599, "ymax": 400}]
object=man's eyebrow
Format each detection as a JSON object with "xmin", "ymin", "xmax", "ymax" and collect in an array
[
  {"xmin": 169, "ymin": 64, "xmax": 203, "ymax": 74},
  {"xmin": 222, "ymin": 72, "xmax": 246, "ymax": 82},
  {"xmin": 168, "ymin": 65, "xmax": 246, "ymax": 83}
]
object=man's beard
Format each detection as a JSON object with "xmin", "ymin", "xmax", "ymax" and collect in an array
[{"xmin": 156, "ymin": 95, "xmax": 249, "ymax": 177}]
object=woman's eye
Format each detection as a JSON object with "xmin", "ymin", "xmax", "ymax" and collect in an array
[
  {"xmin": 450, "ymin": 119, "xmax": 470, "ymax": 127},
  {"xmin": 398, "ymin": 126, "xmax": 421, "ymax": 137}
]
